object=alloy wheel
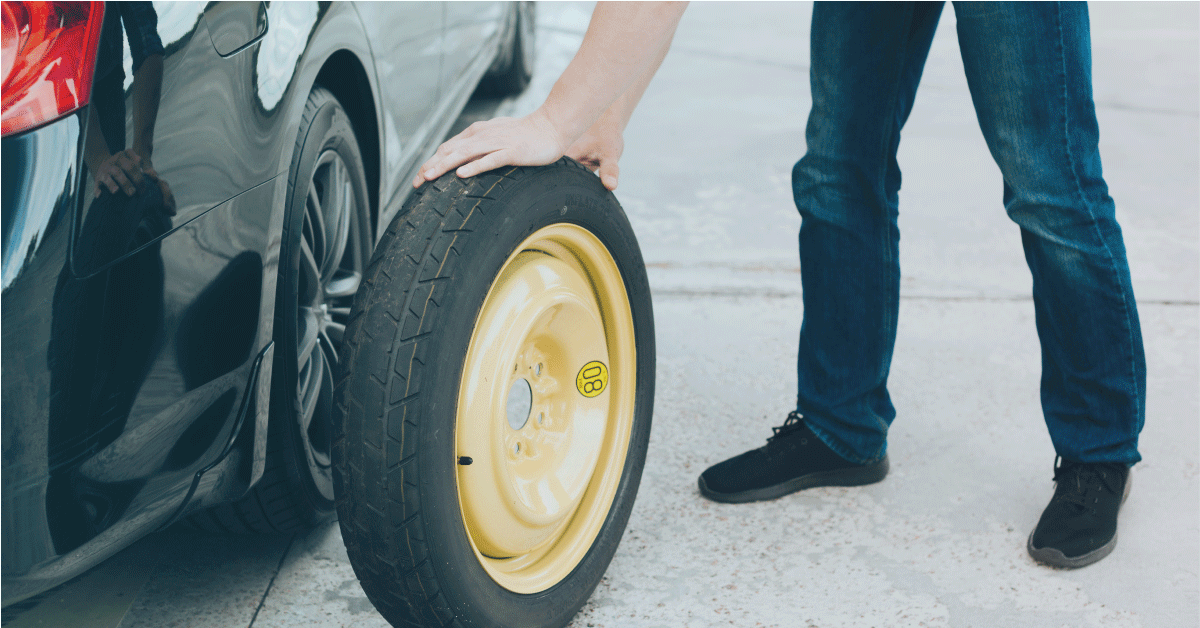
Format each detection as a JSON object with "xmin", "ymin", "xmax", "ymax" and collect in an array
[{"xmin": 295, "ymin": 149, "xmax": 363, "ymax": 501}]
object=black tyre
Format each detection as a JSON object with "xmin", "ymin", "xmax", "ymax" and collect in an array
[
  {"xmin": 334, "ymin": 159, "xmax": 654, "ymax": 628},
  {"xmin": 188, "ymin": 87, "xmax": 372, "ymax": 533},
  {"xmin": 475, "ymin": 1, "xmax": 536, "ymax": 98}
]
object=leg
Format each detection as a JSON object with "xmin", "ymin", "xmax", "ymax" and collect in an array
[
  {"xmin": 792, "ymin": 1, "xmax": 944, "ymax": 464},
  {"xmin": 698, "ymin": 2, "xmax": 944, "ymax": 503},
  {"xmin": 953, "ymin": 1, "xmax": 1144, "ymax": 568},
  {"xmin": 954, "ymin": 1, "xmax": 1145, "ymax": 465}
]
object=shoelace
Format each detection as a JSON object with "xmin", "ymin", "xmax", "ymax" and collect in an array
[
  {"xmin": 1052, "ymin": 458, "xmax": 1124, "ymax": 510},
  {"xmin": 767, "ymin": 411, "xmax": 806, "ymax": 443}
]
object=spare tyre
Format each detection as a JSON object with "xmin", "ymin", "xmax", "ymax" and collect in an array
[{"xmin": 334, "ymin": 158, "xmax": 655, "ymax": 628}]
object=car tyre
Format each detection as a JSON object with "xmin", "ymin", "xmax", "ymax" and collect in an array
[
  {"xmin": 187, "ymin": 87, "xmax": 371, "ymax": 533},
  {"xmin": 475, "ymin": 1, "xmax": 536, "ymax": 98},
  {"xmin": 334, "ymin": 159, "xmax": 654, "ymax": 628}
]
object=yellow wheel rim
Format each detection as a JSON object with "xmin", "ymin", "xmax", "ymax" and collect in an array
[{"xmin": 455, "ymin": 223, "xmax": 636, "ymax": 594}]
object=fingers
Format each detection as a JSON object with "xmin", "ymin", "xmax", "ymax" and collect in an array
[
  {"xmin": 413, "ymin": 119, "xmax": 514, "ymax": 188},
  {"xmin": 598, "ymin": 161, "xmax": 619, "ymax": 191},
  {"xmin": 412, "ymin": 141, "xmax": 478, "ymax": 187},
  {"xmin": 423, "ymin": 144, "xmax": 496, "ymax": 184},
  {"xmin": 571, "ymin": 151, "xmax": 600, "ymax": 171},
  {"xmin": 108, "ymin": 168, "xmax": 136, "ymax": 196},
  {"xmin": 94, "ymin": 150, "xmax": 147, "ymax": 197},
  {"xmin": 456, "ymin": 150, "xmax": 512, "ymax": 179},
  {"xmin": 115, "ymin": 151, "xmax": 144, "ymax": 190},
  {"xmin": 410, "ymin": 114, "xmax": 567, "ymax": 187},
  {"xmin": 116, "ymin": 170, "xmax": 137, "ymax": 196},
  {"xmin": 566, "ymin": 141, "xmax": 619, "ymax": 190},
  {"xmin": 95, "ymin": 171, "xmax": 132, "ymax": 196}
]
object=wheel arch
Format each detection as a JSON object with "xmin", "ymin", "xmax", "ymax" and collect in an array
[
  {"xmin": 245, "ymin": 3, "xmax": 384, "ymax": 501},
  {"xmin": 271, "ymin": 4, "xmax": 383, "ymax": 242},
  {"xmin": 314, "ymin": 51, "xmax": 381, "ymax": 233}
]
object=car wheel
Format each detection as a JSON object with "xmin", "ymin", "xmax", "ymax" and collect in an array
[
  {"xmin": 475, "ymin": 1, "xmax": 536, "ymax": 97},
  {"xmin": 334, "ymin": 159, "xmax": 654, "ymax": 628},
  {"xmin": 187, "ymin": 87, "xmax": 371, "ymax": 533}
]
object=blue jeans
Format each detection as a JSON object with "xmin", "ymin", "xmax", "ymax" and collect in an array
[{"xmin": 792, "ymin": 2, "xmax": 1146, "ymax": 466}]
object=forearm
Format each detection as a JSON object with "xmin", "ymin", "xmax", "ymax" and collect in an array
[
  {"xmin": 589, "ymin": 22, "xmax": 678, "ymax": 137},
  {"xmin": 130, "ymin": 54, "xmax": 163, "ymax": 160},
  {"xmin": 414, "ymin": 2, "xmax": 687, "ymax": 185},
  {"xmin": 83, "ymin": 104, "xmax": 112, "ymax": 173},
  {"xmin": 540, "ymin": 1, "xmax": 687, "ymax": 144}
]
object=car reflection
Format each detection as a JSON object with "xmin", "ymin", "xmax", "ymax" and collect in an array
[
  {"xmin": 256, "ymin": 1, "xmax": 317, "ymax": 111},
  {"xmin": 46, "ymin": 2, "xmax": 172, "ymax": 553}
]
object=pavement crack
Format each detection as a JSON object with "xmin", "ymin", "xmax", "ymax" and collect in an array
[
  {"xmin": 652, "ymin": 288, "xmax": 1198, "ymax": 306},
  {"xmin": 246, "ymin": 534, "xmax": 297, "ymax": 628},
  {"xmin": 1093, "ymin": 100, "xmax": 1198, "ymax": 118}
]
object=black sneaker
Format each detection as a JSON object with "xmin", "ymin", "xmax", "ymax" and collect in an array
[
  {"xmin": 697, "ymin": 411, "xmax": 889, "ymax": 503},
  {"xmin": 1027, "ymin": 458, "xmax": 1131, "ymax": 568}
]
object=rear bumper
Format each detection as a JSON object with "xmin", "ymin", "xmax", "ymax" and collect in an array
[{"xmin": 1, "ymin": 115, "xmax": 87, "ymax": 604}]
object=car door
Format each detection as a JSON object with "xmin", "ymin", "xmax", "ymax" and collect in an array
[
  {"xmin": 45, "ymin": 0, "xmax": 275, "ymax": 557},
  {"xmin": 441, "ymin": 2, "xmax": 505, "ymax": 93}
]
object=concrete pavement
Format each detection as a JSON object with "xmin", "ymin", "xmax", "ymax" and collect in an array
[{"xmin": 12, "ymin": 3, "xmax": 1195, "ymax": 628}]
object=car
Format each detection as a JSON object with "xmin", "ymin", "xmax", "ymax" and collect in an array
[{"xmin": 2, "ymin": 2, "xmax": 655, "ymax": 627}]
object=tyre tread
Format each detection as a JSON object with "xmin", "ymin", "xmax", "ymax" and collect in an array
[{"xmin": 334, "ymin": 165, "xmax": 532, "ymax": 626}]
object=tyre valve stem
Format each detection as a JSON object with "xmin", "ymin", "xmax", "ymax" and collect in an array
[{"xmin": 458, "ymin": 456, "xmax": 473, "ymax": 466}]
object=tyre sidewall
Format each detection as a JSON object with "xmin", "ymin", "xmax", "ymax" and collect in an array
[
  {"xmin": 512, "ymin": 1, "xmax": 535, "ymax": 86},
  {"xmin": 413, "ymin": 165, "xmax": 655, "ymax": 627}
]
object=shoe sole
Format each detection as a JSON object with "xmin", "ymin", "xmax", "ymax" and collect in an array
[
  {"xmin": 1026, "ymin": 471, "xmax": 1132, "ymax": 569},
  {"xmin": 697, "ymin": 455, "xmax": 890, "ymax": 504}
]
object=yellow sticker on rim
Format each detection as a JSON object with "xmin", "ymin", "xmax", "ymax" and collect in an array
[{"xmin": 576, "ymin": 361, "xmax": 608, "ymax": 398}]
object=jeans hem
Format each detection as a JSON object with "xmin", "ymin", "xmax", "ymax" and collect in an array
[
  {"xmin": 1058, "ymin": 451, "xmax": 1142, "ymax": 467},
  {"xmin": 801, "ymin": 414, "xmax": 888, "ymax": 466}
]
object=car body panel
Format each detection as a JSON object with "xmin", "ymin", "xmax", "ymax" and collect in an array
[
  {"xmin": 443, "ymin": 2, "xmax": 505, "ymax": 91},
  {"xmin": 2, "ymin": 0, "xmax": 517, "ymax": 605},
  {"xmin": 352, "ymin": 1, "xmax": 443, "ymax": 229}
]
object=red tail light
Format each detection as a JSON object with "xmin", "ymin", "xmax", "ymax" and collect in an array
[{"xmin": 1, "ymin": 1, "xmax": 105, "ymax": 137}]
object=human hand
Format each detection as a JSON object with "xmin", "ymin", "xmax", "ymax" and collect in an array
[
  {"xmin": 412, "ymin": 109, "xmax": 571, "ymax": 188},
  {"xmin": 566, "ymin": 122, "xmax": 624, "ymax": 191},
  {"xmin": 93, "ymin": 149, "xmax": 147, "ymax": 197}
]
